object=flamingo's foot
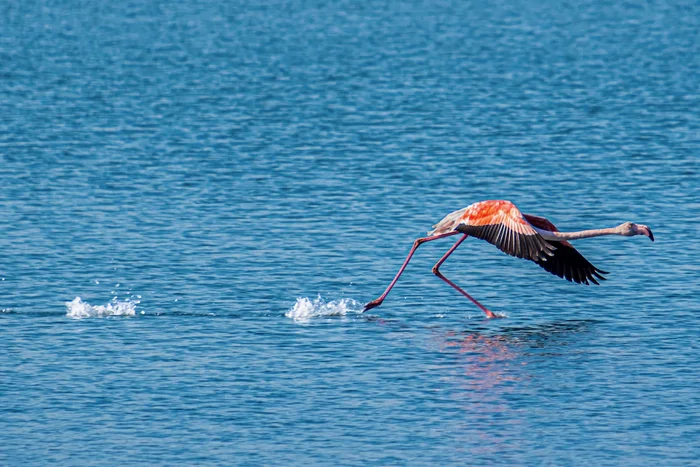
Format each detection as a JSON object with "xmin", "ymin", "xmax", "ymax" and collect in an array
[
  {"xmin": 484, "ymin": 310, "xmax": 507, "ymax": 319},
  {"xmin": 363, "ymin": 299, "xmax": 383, "ymax": 313}
]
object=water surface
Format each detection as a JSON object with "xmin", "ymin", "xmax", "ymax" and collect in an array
[{"xmin": 1, "ymin": 0, "xmax": 698, "ymax": 465}]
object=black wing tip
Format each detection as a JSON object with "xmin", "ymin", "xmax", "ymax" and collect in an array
[
  {"xmin": 584, "ymin": 267, "xmax": 609, "ymax": 285},
  {"xmin": 531, "ymin": 241, "xmax": 610, "ymax": 286}
]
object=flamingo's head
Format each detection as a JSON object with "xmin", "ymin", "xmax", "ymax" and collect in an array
[{"xmin": 619, "ymin": 222, "xmax": 654, "ymax": 241}]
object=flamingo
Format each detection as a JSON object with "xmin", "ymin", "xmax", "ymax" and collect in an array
[{"xmin": 363, "ymin": 200, "xmax": 654, "ymax": 318}]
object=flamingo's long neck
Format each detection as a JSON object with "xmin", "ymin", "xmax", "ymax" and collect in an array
[{"xmin": 535, "ymin": 227, "xmax": 620, "ymax": 242}]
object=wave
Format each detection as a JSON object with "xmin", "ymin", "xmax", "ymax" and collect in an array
[
  {"xmin": 285, "ymin": 295, "xmax": 363, "ymax": 321},
  {"xmin": 65, "ymin": 296, "xmax": 140, "ymax": 319}
]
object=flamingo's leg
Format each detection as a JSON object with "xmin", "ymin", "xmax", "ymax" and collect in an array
[
  {"xmin": 363, "ymin": 231, "xmax": 460, "ymax": 312},
  {"xmin": 431, "ymin": 234, "xmax": 498, "ymax": 319}
]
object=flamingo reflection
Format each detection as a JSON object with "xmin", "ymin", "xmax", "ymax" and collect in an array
[{"xmin": 433, "ymin": 320, "xmax": 596, "ymax": 453}]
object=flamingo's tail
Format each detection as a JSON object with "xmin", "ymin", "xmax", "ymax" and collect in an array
[{"xmin": 427, "ymin": 207, "xmax": 468, "ymax": 237}]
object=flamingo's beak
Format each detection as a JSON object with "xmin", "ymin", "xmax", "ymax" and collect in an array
[{"xmin": 638, "ymin": 225, "xmax": 654, "ymax": 242}]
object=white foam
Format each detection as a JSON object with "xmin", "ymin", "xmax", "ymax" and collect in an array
[
  {"xmin": 65, "ymin": 296, "xmax": 139, "ymax": 319},
  {"xmin": 286, "ymin": 295, "xmax": 362, "ymax": 321}
]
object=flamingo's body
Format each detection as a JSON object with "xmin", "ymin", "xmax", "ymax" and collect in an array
[{"xmin": 364, "ymin": 200, "xmax": 653, "ymax": 318}]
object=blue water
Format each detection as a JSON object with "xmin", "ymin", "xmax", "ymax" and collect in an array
[{"xmin": 1, "ymin": 0, "xmax": 699, "ymax": 465}]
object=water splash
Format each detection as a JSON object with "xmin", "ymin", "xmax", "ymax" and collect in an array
[
  {"xmin": 65, "ymin": 296, "xmax": 139, "ymax": 319},
  {"xmin": 286, "ymin": 295, "xmax": 362, "ymax": 321}
]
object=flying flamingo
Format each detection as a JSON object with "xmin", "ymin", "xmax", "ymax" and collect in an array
[{"xmin": 364, "ymin": 200, "xmax": 654, "ymax": 318}]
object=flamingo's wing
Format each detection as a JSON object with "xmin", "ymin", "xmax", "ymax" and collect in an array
[
  {"xmin": 523, "ymin": 213, "xmax": 608, "ymax": 285},
  {"xmin": 454, "ymin": 200, "xmax": 556, "ymax": 261}
]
